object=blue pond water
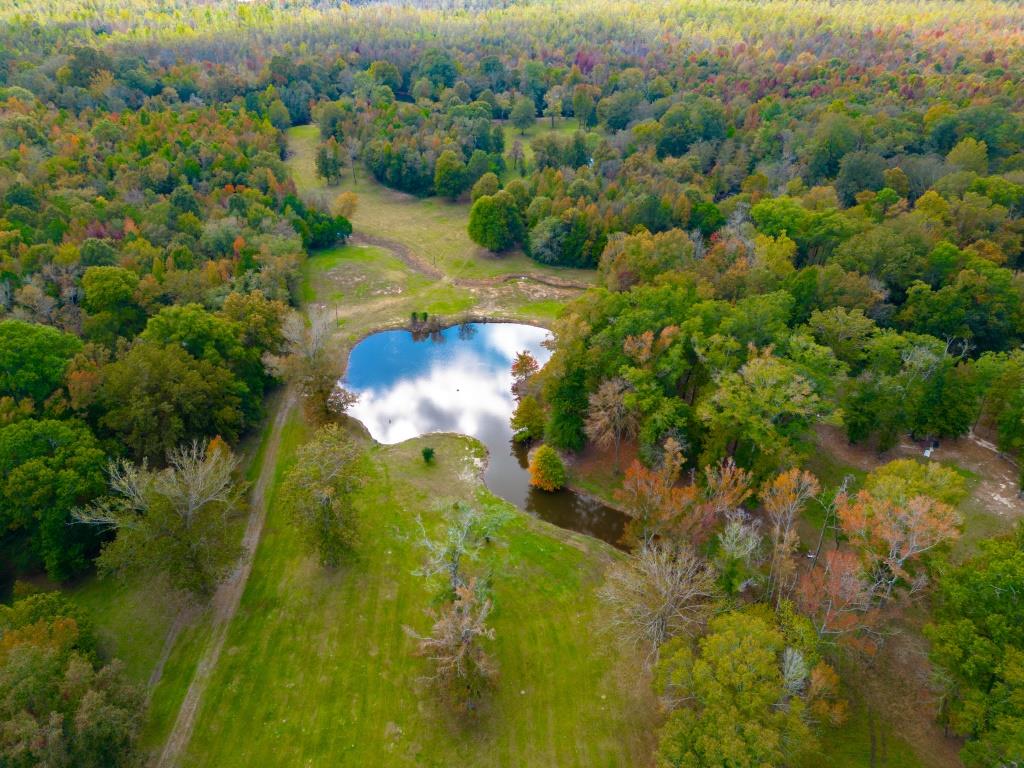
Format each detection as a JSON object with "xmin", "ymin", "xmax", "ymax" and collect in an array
[{"xmin": 343, "ymin": 322, "xmax": 627, "ymax": 545}]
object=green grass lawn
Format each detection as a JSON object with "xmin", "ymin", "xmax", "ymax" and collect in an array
[
  {"xmin": 182, "ymin": 428, "xmax": 656, "ymax": 767},
  {"xmin": 287, "ymin": 125, "xmax": 595, "ymax": 285}
]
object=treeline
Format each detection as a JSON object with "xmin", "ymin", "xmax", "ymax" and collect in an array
[{"xmin": 0, "ymin": 98, "xmax": 351, "ymax": 583}]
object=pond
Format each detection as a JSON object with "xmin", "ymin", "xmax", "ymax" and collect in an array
[{"xmin": 343, "ymin": 322, "xmax": 628, "ymax": 546}]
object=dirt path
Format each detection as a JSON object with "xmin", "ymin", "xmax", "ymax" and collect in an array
[
  {"xmin": 146, "ymin": 604, "xmax": 198, "ymax": 696},
  {"xmin": 155, "ymin": 391, "xmax": 295, "ymax": 768},
  {"xmin": 816, "ymin": 424, "xmax": 1024, "ymax": 522}
]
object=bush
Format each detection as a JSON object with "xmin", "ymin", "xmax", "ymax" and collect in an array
[
  {"xmin": 529, "ymin": 444, "xmax": 566, "ymax": 491},
  {"xmin": 422, "ymin": 446, "xmax": 435, "ymax": 464}
]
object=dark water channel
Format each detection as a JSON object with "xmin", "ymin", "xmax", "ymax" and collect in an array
[{"xmin": 343, "ymin": 323, "xmax": 627, "ymax": 546}]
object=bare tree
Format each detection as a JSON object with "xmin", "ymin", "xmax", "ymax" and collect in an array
[
  {"xmin": 75, "ymin": 439, "xmax": 243, "ymax": 599},
  {"xmin": 267, "ymin": 308, "xmax": 351, "ymax": 417},
  {"xmin": 413, "ymin": 503, "xmax": 503, "ymax": 593},
  {"xmin": 599, "ymin": 542, "xmax": 717, "ymax": 664},
  {"xmin": 584, "ymin": 377, "xmax": 638, "ymax": 470},
  {"xmin": 405, "ymin": 578, "xmax": 496, "ymax": 701}
]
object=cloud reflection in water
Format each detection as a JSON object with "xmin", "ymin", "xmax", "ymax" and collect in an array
[{"xmin": 343, "ymin": 323, "xmax": 628, "ymax": 546}]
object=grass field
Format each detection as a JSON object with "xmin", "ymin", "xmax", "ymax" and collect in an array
[
  {"xmin": 287, "ymin": 124, "xmax": 595, "ymax": 285},
  {"xmin": 182, "ymin": 427, "xmax": 656, "ymax": 767}
]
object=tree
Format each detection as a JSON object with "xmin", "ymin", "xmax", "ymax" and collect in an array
[
  {"xmin": 763, "ymin": 469, "xmax": 821, "ymax": 608},
  {"xmin": 0, "ymin": 320, "xmax": 81, "ymax": 407},
  {"xmin": 835, "ymin": 151, "xmax": 886, "ymax": 206},
  {"xmin": 470, "ymin": 172, "xmax": 500, "ymax": 202},
  {"xmin": 96, "ymin": 342, "xmax": 246, "ymax": 463},
  {"xmin": 656, "ymin": 611, "xmax": 817, "ymax": 768},
  {"xmin": 863, "ymin": 459, "xmax": 968, "ymax": 507},
  {"xmin": 543, "ymin": 86, "xmax": 564, "ymax": 128},
  {"xmin": 0, "ymin": 593, "xmax": 143, "ymax": 768},
  {"xmin": 572, "ymin": 84, "xmax": 599, "ymax": 128},
  {"xmin": 267, "ymin": 309, "xmax": 343, "ymax": 418},
  {"xmin": 529, "ymin": 445, "xmax": 566, "ymax": 491},
  {"xmin": 511, "ymin": 395, "xmax": 545, "ymax": 443},
  {"xmin": 267, "ymin": 98, "xmax": 291, "ymax": 130},
  {"xmin": 406, "ymin": 504, "xmax": 502, "ymax": 708},
  {"xmin": 510, "ymin": 350, "xmax": 539, "ymax": 400},
  {"xmin": 220, "ymin": 290, "xmax": 287, "ymax": 354},
  {"xmin": 0, "ymin": 419, "xmax": 106, "ymax": 580},
  {"xmin": 510, "ymin": 95, "xmax": 535, "ymax": 134},
  {"xmin": 141, "ymin": 303, "xmax": 267, "ymax": 418},
  {"xmin": 616, "ymin": 438, "xmax": 753, "ymax": 548},
  {"xmin": 946, "ymin": 137, "xmax": 988, "ymax": 175},
  {"xmin": 599, "ymin": 542, "xmax": 716, "ymax": 662},
  {"xmin": 368, "ymin": 60, "xmax": 401, "ymax": 92},
  {"xmin": 797, "ymin": 547, "xmax": 879, "ymax": 648},
  {"xmin": 75, "ymin": 439, "xmax": 243, "ymax": 599},
  {"xmin": 925, "ymin": 525, "xmax": 1023, "ymax": 768},
  {"xmin": 467, "ymin": 191, "xmax": 523, "ymax": 252},
  {"xmin": 698, "ymin": 349, "xmax": 823, "ymax": 478},
  {"xmin": 332, "ymin": 190, "xmax": 358, "ymax": 219},
  {"xmin": 279, "ymin": 424, "xmax": 364, "ymax": 567},
  {"xmin": 584, "ymin": 378, "xmax": 638, "ymax": 470},
  {"xmin": 81, "ymin": 266, "xmax": 143, "ymax": 343},
  {"xmin": 837, "ymin": 488, "xmax": 961, "ymax": 600},
  {"xmin": 405, "ymin": 578, "xmax": 496, "ymax": 705},
  {"xmin": 433, "ymin": 149, "xmax": 467, "ymax": 200}
]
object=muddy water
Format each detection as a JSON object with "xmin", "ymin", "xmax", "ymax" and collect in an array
[{"xmin": 343, "ymin": 322, "xmax": 627, "ymax": 546}]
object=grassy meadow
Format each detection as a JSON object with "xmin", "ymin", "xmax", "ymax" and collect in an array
[{"xmin": 182, "ymin": 428, "xmax": 657, "ymax": 767}]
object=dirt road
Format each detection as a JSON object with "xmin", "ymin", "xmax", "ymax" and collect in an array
[{"xmin": 155, "ymin": 392, "xmax": 295, "ymax": 768}]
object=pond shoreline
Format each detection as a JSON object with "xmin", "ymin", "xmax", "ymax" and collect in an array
[{"xmin": 338, "ymin": 321, "xmax": 629, "ymax": 547}]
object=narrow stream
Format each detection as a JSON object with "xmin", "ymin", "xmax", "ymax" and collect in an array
[{"xmin": 342, "ymin": 322, "xmax": 627, "ymax": 546}]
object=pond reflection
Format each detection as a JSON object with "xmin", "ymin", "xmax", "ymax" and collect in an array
[{"xmin": 343, "ymin": 323, "xmax": 627, "ymax": 546}]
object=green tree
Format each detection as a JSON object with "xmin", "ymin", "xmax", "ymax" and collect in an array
[
  {"xmin": 572, "ymin": 84, "xmax": 599, "ymax": 128},
  {"xmin": 925, "ymin": 525, "xmax": 1023, "ymax": 767},
  {"xmin": 280, "ymin": 424, "xmax": 364, "ymax": 567},
  {"xmin": 81, "ymin": 266, "xmax": 144, "ymax": 343},
  {"xmin": 0, "ymin": 320, "xmax": 81, "ymax": 406},
  {"xmin": 433, "ymin": 149, "xmax": 467, "ymax": 200},
  {"xmin": 96, "ymin": 342, "xmax": 245, "ymax": 463},
  {"xmin": 468, "ymin": 191, "xmax": 523, "ymax": 252},
  {"xmin": 470, "ymin": 172, "xmax": 500, "ymax": 202},
  {"xmin": 368, "ymin": 60, "xmax": 401, "ymax": 92},
  {"xmin": 511, "ymin": 395, "xmax": 545, "ymax": 443},
  {"xmin": 267, "ymin": 98, "xmax": 291, "ymax": 130},
  {"xmin": 835, "ymin": 151, "xmax": 886, "ymax": 206},
  {"xmin": 0, "ymin": 418, "xmax": 105, "ymax": 580},
  {"xmin": 76, "ymin": 439, "xmax": 243, "ymax": 598},
  {"xmin": 656, "ymin": 611, "xmax": 816, "ymax": 767},
  {"xmin": 946, "ymin": 137, "xmax": 988, "ymax": 175},
  {"xmin": 698, "ymin": 350, "xmax": 823, "ymax": 477},
  {"xmin": 141, "ymin": 303, "xmax": 266, "ymax": 418},
  {"xmin": 510, "ymin": 95, "xmax": 536, "ymax": 134},
  {"xmin": 543, "ymin": 86, "xmax": 564, "ymax": 128}
]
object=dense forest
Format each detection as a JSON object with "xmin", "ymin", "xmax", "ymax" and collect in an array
[{"xmin": 0, "ymin": 1, "xmax": 1022, "ymax": 766}]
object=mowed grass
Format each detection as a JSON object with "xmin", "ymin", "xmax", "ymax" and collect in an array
[
  {"xmin": 287, "ymin": 125, "xmax": 595, "ymax": 285},
  {"xmin": 183, "ymin": 428, "xmax": 656, "ymax": 767}
]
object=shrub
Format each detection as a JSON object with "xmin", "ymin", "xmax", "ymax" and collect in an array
[{"xmin": 529, "ymin": 444, "xmax": 566, "ymax": 491}]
